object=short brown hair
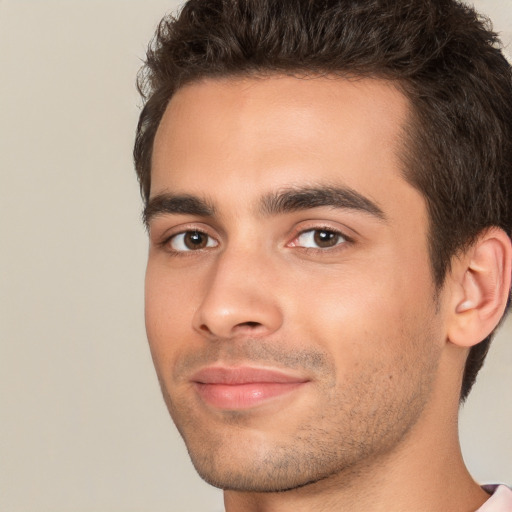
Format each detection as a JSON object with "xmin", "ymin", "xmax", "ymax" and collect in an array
[{"xmin": 134, "ymin": 0, "xmax": 512, "ymax": 401}]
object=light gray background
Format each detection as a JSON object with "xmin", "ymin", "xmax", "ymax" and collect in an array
[{"xmin": 0, "ymin": 1, "xmax": 510, "ymax": 511}]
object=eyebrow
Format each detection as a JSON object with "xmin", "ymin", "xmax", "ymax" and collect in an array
[
  {"xmin": 143, "ymin": 185, "xmax": 386, "ymax": 227},
  {"xmin": 259, "ymin": 186, "xmax": 386, "ymax": 220},
  {"xmin": 143, "ymin": 193, "xmax": 215, "ymax": 227}
]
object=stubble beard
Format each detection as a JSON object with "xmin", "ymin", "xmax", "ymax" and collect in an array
[{"xmin": 155, "ymin": 329, "xmax": 441, "ymax": 494}]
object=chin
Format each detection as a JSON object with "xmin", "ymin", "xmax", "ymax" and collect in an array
[{"xmin": 189, "ymin": 449, "xmax": 339, "ymax": 493}]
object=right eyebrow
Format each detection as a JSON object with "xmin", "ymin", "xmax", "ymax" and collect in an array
[{"xmin": 143, "ymin": 193, "xmax": 215, "ymax": 228}]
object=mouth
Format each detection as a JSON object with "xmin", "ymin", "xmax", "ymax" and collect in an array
[{"xmin": 190, "ymin": 366, "xmax": 310, "ymax": 410}]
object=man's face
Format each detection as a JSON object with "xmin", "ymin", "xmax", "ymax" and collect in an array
[{"xmin": 145, "ymin": 76, "xmax": 447, "ymax": 492}]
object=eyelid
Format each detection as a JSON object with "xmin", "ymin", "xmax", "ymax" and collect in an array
[
  {"xmin": 286, "ymin": 224, "xmax": 354, "ymax": 250},
  {"xmin": 170, "ymin": 231, "xmax": 219, "ymax": 251},
  {"xmin": 156, "ymin": 223, "xmax": 220, "ymax": 252}
]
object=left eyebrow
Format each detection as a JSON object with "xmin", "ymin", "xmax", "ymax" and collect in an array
[{"xmin": 259, "ymin": 186, "xmax": 386, "ymax": 220}]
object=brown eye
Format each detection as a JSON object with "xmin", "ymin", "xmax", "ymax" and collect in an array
[
  {"xmin": 313, "ymin": 230, "xmax": 340, "ymax": 248},
  {"xmin": 294, "ymin": 228, "xmax": 346, "ymax": 249},
  {"xmin": 184, "ymin": 231, "xmax": 208, "ymax": 249},
  {"xmin": 169, "ymin": 230, "xmax": 218, "ymax": 252}
]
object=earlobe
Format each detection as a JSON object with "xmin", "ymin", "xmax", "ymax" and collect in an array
[{"xmin": 447, "ymin": 228, "xmax": 512, "ymax": 348}]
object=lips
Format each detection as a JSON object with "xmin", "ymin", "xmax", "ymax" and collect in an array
[{"xmin": 190, "ymin": 366, "xmax": 309, "ymax": 410}]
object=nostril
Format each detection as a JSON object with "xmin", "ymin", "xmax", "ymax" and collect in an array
[
  {"xmin": 239, "ymin": 321, "xmax": 261, "ymax": 328},
  {"xmin": 196, "ymin": 320, "xmax": 263, "ymax": 339}
]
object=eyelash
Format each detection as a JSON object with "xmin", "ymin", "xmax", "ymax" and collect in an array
[
  {"xmin": 289, "ymin": 226, "xmax": 352, "ymax": 251},
  {"xmin": 159, "ymin": 226, "xmax": 352, "ymax": 255},
  {"xmin": 160, "ymin": 229, "xmax": 217, "ymax": 255}
]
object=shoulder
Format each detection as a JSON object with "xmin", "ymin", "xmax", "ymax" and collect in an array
[{"xmin": 477, "ymin": 485, "xmax": 512, "ymax": 512}]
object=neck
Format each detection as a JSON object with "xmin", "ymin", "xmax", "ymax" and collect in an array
[
  {"xmin": 224, "ymin": 418, "xmax": 487, "ymax": 512},
  {"xmin": 224, "ymin": 352, "xmax": 488, "ymax": 512}
]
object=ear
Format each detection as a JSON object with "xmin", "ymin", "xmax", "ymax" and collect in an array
[{"xmin": 447, "ymin": 228, "xmax": 512, "ymax": 348}]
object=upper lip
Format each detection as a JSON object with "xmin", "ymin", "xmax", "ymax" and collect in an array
[{"xmin": 190, "ymin": 366, "xmax": 310, "ymax": 385}]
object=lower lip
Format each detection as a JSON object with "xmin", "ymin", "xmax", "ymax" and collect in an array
[{"xmin": 194, "ymin": 382, "xmax": 306, "ymax": 410}]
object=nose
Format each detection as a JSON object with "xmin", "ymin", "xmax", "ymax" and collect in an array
[{"xmin": 192, "ymin": 247, "xmax": 283, "ymax": 340}]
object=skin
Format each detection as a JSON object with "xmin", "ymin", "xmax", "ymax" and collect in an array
[{"xmin": 145, "ymin": 76, "xmax": 491, "ymax": 511}]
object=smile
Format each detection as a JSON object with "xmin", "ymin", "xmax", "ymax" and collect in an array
[{"xmin": 190, "ymin": 366, "xmax": 310, "ymax": 410}]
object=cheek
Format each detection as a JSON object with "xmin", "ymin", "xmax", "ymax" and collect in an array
[
  {"xmin": 144, "ymin": 262, "xmax": 201, "ymax": 367},
  {"xmin": 285, "ymin": 250, "xmax": 436, "ymax": 359}
]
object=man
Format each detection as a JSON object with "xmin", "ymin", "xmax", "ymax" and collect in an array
[{"xmin": 134, "ymin": 0, "xmax": 512, "ymax": 510}]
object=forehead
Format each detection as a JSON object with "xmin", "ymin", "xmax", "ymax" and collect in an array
[{"xmin": 151, "ymin": 75, "xmax": 412, "ymax": 214}]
